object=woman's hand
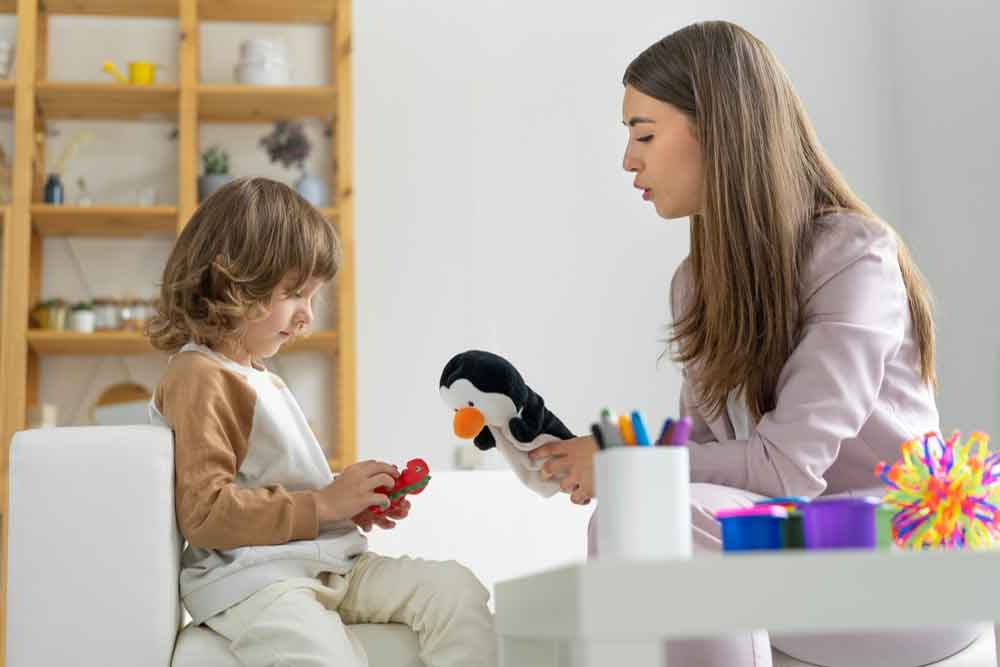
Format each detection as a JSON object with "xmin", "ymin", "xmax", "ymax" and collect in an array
[{"xmin": 529, "ymin": 436, "xmax": 599, "ymax": 505}]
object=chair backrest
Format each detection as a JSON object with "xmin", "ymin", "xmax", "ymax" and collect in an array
[{"xmin": 6, "ymin": 425, "xmax": 182, "ymax": 667}]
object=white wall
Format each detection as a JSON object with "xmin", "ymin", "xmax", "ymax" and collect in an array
[
  {"xmin": 16, "ymin": 3, "xmax": 994, "ymax": 471},
  {"xmin": 353, "ymin": 0, "xmax": 899, "ymax": 468},
  {"xmin": 885, "ymin": 0, "xmax": 1000, "ymax": 438}
]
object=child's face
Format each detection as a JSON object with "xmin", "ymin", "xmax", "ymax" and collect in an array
[{"xmin": 244, "ymin": 273, "xmax": 325, "ymax": 361}]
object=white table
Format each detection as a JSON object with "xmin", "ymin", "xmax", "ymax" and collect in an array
[{"xmin": 495, "ymin": 550, "xmax": 1000, "ymax": 667}]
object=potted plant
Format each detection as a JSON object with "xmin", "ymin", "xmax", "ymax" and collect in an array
[
  {"xmin": 259, "ymin": 120, "xmax": 328, "ymax": 206},
  {"xmin": 198, "ymin": 145, "xmax": 233, "ymax": 201}
]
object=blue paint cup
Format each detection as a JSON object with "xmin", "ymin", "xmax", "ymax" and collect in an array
[
  {"xmin": 754, "ymin": 497, "xmax": 811, "ymax": 549},
  {"xmin": 716, "ymin": 505, "xmax": 788, "ymax": 552}
]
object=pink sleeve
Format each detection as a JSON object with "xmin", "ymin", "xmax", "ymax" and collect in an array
[{"xmin": 677, "ymin": 222, "xmax": 907, "ymax": 497}]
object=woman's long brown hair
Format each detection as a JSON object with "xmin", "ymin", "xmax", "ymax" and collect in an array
[{"xmin": 624, "ymin": 21, "xmax": 936, "ymax": 421}]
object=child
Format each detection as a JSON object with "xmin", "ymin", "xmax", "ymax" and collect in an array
[{"xmin": 148, "ymin": 177, "xmax": 496, "ymax": 667}]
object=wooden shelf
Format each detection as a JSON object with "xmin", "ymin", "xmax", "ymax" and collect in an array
[
  {"xmin": 37, "ymin": 82, "xmax": 179, "ymax": 120},
  {"xmin": 0, "ymin": 0, "xmax": 14, "ymax": 14},
  {"xmin": 35, "ymin": 1, "xmax": 335, "ymax": 22},
  {"xmin": 200, "ymin": 1, "xmax": 336, "ymax": 23},
  {"xmin": 26, "ymin": 329, "xmax": 337, "ymax": 356},
  {"xmin": 39, "ymin": 0, "xmax": 177, "ymax": 17},
  {"xmin": 198, "ymin": 0, "xmax": 336, "ymax": 24},
  {"xmin": 0, "ymin": 80, "xmax": 13, "ymax": 107},
  {"xmin": 32, "ymin": 205, "xmax": 178, "ymax": 237},
  {"xmin": 27, "ymin": 330, "xmax": 160, "ymax": 355},
  {"xmin": 199, "ymin": 85, "xmax": 336, "ymax": 122},
  {"xmin": 284, "ymin": 330, "xmax": 337, "ymax": 353}
]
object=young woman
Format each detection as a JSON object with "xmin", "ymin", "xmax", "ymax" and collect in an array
[{"xmin": 528, "ymin": 21, "xmax": 982, "ymax": 667}]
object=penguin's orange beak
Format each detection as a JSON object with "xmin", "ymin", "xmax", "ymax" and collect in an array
[{"xmin": 453, "ymin": 407, "xmax": 486, "ymax": 439}]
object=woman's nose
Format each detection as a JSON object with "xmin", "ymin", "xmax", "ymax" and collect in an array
[{"xmin": 623, "ymin": 147, "xmax": 639, "ymax": 172}]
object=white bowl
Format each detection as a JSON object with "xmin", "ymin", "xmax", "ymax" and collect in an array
[{"xmin": 234, "ymin": 61, "xmax": 291, "ymax": 86}]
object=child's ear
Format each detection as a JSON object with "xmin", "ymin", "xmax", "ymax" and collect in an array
[{"xmin": 474, "ymin": 427, "xmax": 496, "ymax": 451}]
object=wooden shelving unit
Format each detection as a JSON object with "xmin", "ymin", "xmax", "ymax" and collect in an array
[
  {"xmin": 26, "ymin": 329, "xmax": 338, "ymax": 355},
  {"xmin": 0, "ymin": 2, "xmax": 356, "ymax": 660},
  {"xmin": 36, "ymin": 81, "xmax": 179, "ymax": 120},
  {"xmin": 199, "ymin": 84, "xmax": 338, "ymax": 122},
  {"xmin": 31, "ymin": 204, "xmax": 179, "ymax": 237},
  {"xmin": 0, "ymin": 80, "xmax": 13, "ymax": 108}
]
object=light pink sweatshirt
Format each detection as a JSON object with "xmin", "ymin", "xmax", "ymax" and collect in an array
[{"xmin": 672, "ymin": 212, "xmax": 939, "ymax": 498}]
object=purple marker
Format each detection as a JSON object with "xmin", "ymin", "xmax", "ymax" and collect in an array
[{"xmin": 669, "ymin": 416, "xmax": 692, "ymax": 446}]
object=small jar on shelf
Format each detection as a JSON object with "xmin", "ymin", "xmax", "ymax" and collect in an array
[
  {"xmin": 42, "ymin": 299, "xmax": 68, "ymax": 330},
  {"xmin": 119, "ymin": 298, "xmax": 141, "ymax": 331},
  {"xmin": 93, "ymin": 298, "xmax": 121, "ymax": 331},
  {"xmin": 68, "ymin": 302, "xmax": 96, "ymax": 333}
]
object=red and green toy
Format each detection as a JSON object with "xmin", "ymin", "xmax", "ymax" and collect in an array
[{"xmin": 369, "ymin": 458, "xmax": 431, "ymax": 516}]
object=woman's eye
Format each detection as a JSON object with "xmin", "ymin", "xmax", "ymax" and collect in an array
[{"xmin": 637, "ymin": 135, "xmax": 653, "ymax": 143}]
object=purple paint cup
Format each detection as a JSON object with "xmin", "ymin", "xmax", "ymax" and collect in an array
[
  {"xmin": 802, "ymin": 496, "xmax": 880, "ymax": 550},
  {"xmin": 716, "ymin": 505, "xmax": 788, "ymax": 552}
]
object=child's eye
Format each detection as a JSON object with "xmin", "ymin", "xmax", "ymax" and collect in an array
[{"xmin": 637, "ymin": 135, "xmax": 653, "ymax": 143}]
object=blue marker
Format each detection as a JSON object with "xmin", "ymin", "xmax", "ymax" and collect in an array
[{"xmin": 630, "ymin": 410, "xmax": 651, "ymax": 446}]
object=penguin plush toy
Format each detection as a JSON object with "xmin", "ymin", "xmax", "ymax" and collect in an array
[{"xmin": 439, "ymin": 349, "xmax": 574, "ymax": 497}]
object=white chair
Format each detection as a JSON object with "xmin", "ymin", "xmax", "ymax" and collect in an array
[{"xmin": 5, "ymin": 425, "xmax": 589, "ymax": 666}]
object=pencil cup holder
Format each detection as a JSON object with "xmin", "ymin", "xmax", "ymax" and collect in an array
[
  {"xmin": 594, "ymin": 446, "xmax": 691, "ymax": 560},
  {"xmin": 802, "ymin": 496, "xmax": 880, "ymax": 550}
]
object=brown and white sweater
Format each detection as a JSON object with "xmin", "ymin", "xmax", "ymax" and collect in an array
[{"xmin": 149, "ymin": 343, "xmax": 366, "ymax": 624}]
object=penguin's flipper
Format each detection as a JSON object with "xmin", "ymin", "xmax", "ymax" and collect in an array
[
  {"xmin": 473, "ymin": 427, "xmax": 496, "ymax": 451},
  {"xmin": 508, "ymin": 390, "xmax": 547, "ymax": 443}
]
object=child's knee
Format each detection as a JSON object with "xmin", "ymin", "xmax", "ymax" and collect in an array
[{"xmin": 428, "ymin": 560, "xmax": 490, "ymax": 607}]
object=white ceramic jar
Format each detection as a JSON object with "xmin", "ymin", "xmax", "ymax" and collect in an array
[{"xmin": 235, "ymin": 38, "xmax": 291, "ymax": 86}]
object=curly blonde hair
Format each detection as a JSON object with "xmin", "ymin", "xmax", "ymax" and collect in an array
[{"xmin": 148, "ymin": 177, "xmax": 340, "ymax": 353}]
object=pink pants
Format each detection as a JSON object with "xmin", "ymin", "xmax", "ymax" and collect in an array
[{"xmin": 586, "ymin": 483, "xmax": 985, "ymax": 667}]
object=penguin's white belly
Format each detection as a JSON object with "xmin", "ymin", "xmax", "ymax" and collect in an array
[{"xmin": 488, "ymin": 425, "xmax": 560, "ymax": 497}]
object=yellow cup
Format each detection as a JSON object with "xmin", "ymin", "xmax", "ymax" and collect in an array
[{"xmin": 128, "ymin": 61, "xmax": 157, "ymax": 85}]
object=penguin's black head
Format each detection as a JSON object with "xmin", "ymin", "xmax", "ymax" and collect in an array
[{"xmin": 439, "ymin": 350, "xmax": 528, "ymax": 405}]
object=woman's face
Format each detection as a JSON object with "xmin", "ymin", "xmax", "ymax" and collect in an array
[{"xmin": 622, "ymin": 85, "xmax": 704, "ymax": 220}]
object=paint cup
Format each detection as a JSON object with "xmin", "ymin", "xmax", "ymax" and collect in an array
[
  {"xmin": 802, "ymin": 496, "xmax": 880, "ymax": 550},
  {"xmin": 594, "ymin": 446, "xmax": 691, "ymax": 560},
  {"xmin": 754, "ymin": 497, "xmax": 810, "ymax": 549},
  {"xmin": 716, "ymin": 505, "xmax": 788, "ymax": 551}
]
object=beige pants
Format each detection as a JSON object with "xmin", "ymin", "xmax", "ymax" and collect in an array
[{"xmin": 205, "ymin": 553, "xmax": 497, "ymax": 667}]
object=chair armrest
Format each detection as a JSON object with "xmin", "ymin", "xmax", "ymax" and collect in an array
[{"xmin": 6, "ymin": 425, "xmax": 181, "ymax": 667}]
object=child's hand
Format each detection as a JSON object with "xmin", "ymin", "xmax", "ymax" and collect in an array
[
  {"xmin": 317, "ymin": 460, "xmax": 399, "ymax": 526},
  {"xmin": 529, "ymin": 436, "xmax": 598, "ymax": 505},
  {"xmin": 352, "ymin": 498, "xmax": 412, "ymax": 532}
]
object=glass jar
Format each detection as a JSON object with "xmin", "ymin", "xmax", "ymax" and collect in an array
[
  {"xmin": 48, "ymin": 299, "xmax": 68, "ymax": 331},
  {"xmin": 93, "ymin": 298, "xmax": 121, "ymax": 330},
  {"xmin": 119, "ymin": 299, "xmax": 141, "ymax": 331}
]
